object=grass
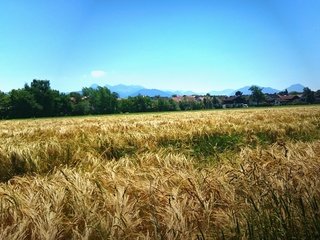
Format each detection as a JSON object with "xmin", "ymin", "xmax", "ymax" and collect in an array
[{"xmin": 0, "ymin": 106, "xmax": 320, "ymax": 239}]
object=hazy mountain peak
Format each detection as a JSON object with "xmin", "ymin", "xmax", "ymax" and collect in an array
[
  {"xmin": 87, "ymin": 83, "xmax": 307, "ymax": 97},
  {"xmin": 286, "ymin": 84, "xmax": 305, "ymax": 93}
]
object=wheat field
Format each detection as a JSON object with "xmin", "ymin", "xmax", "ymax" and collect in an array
[{"xmin": 0, "ymin": 106, "xmax": 320, "ymax": 239}]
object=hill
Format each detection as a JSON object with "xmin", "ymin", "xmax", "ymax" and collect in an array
[
  {"xmin": 88, "ymin": 83, "xmax": 307, "ymax": 97},
  {"xmin": 286, "ymin": 84, "xmax": 305, "ymax": 93},
  {"xmin": 131, "ymin": 88, "xmax": 173, "ymax": 97}
]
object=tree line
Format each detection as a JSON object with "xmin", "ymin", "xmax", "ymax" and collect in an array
[
  {"xmin": 0, "ymin": 80, "xmax": 182, "ymax": 119},
  {"xmin": 0, "ymin": 80, "xmax": 319, "ymax": 119}
]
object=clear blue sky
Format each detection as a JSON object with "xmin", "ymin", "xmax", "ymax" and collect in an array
[{"xmin": 0, "ymin": 0, "xmax": 319, "ymax": 92}]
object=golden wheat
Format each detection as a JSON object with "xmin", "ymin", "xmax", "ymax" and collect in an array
[{"xmin": 0, "ymin": 106, "xmax": 320, "ymax": 239}]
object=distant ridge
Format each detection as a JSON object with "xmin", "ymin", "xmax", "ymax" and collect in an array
[
  {"xmin": 230, "ymin": 86, "xmax": 280, "ymax": 95},
  {"xmin": 105, "ymin": 84, "xmax": 144, "ymax": 98},
  {"xmin": 89, "ymin": 84, "xmax": 144, "ymax": 98},
  {"xmin": 286, "ymin": 84, "xmax": 305, "ymax": 93},
  {"xmin": 131, "ymin": 89, "xmax": 172, "ymax": 97},
  {"xmin": 210, "ymin": 89, "xmax": 234, "ymax": 96},
  {"xmin": 172, "ymin": 90, "xmax": 197, "ymax": 96},
  {"xmin": 87, "ymin": 83, "xmax": 306, "ymax": 97}
]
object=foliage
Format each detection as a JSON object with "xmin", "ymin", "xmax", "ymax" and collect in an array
[
  {"xmin": 1, "ymin": 80, "xmax": 319, "ymax": 119},
  {"xmin": 303, "ymin": 87, "xmax": 315, "ymax": 104},
  {"xmin": 278, "ymin": 89, "xmax": 288, "ymax": 95},
  {"xmin": 82, "ymin": 86, "xmax": 118, "ymax": 114},
  {"xmin": 249, "ymin": 85, "xmax": 265, "ymax": 105},
  {"xmin": 0, "ymin": 91, "xmax": 10, "ymax": 118},
  {"xmin": 235, "ymin": 90, "xmax": 243, "ymax": 96},
  {"xmin": 9, "ymin": 88, "xmax": 42, "ymax": 118},
  {"xmin": 203, "ymin": 94, "xmax": 220, "ymax": 109}
]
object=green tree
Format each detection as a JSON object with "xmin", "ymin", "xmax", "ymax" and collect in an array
[
  {"xmin": 72, "ymin": 100, "xmax": 91, "ymax": 115},
  {"xmin": 82, "ymin": 86, "xmax": 118, "ymax": 114},
  {"xmin": 155, "ymin": 98, "xmax": 178, "ymax": 111},
  {"xmin": 179, "ymin": 97, "xmax": 203, "ymax": 110},
  {"xmin": 118, "ymin": 98, "xmax": 133, "ymax": 113},
  {"xmin": 26, "ymin": 79, "xmax": 57, "ymax": 117},
  {"xmin": 167, "ymin": 99, "xmax": 179, "ymax": 111},
  {"xmin": 278, "ymin": 89, "xmax": 288, "ymax": 95},
  {"xmin": 132, "ymin": 95, "xmax": 153, "ymax": 112},
  {"xmin": 55, "ymin": 93, "xmax": 72, "ymax": 116},
  {"xmin": 68, "ymin": 92, "xmax": 88, "ymax": 115},
  {"xmin": 235, "ymin": 91, "xmax": 243, "ymax": 96},
  {"xmin": 179, "ymin": 99, "xmax": 192, "ymax": 111},
  {"xmin": 203, "ymin": 93, "xmax": 213, "ymax": 109},
  {"xmin": 303, "ymin": 87, "xmax": 315, "ymax": 104},
  {"xmin": 9, "ymin": 89, "xmax": 42, "ymax": 118},
  {"xmin": 249, "ymin": 85, "xmax": 265, "ymax": 105},
  {"xmin": 0, "ymin": 91, "xmax": 10, "ymax": 118}
]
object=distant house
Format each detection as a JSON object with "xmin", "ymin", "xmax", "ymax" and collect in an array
[
  {"xmin": 172, "ymin": 96, "xmax": 183, "ymax": 103},
  {"xmin": 278, "ymin": 95, "xmax": 300, "ymax": 104},
  {"xmin": 172, "ymin": 95, "xmax": 196, "ymax": 103},
  {"xmin": 264, "ymin": 94, "xmax": 301, "ymax": 105}
]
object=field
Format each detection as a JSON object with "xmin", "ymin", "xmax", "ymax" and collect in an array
[{"xmin": 1, "ymin": 106, "xmax": 320, "ymax": 239}]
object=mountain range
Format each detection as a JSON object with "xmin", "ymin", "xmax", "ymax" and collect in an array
[{"xmin": 89, "ymin": 83, "xmax": 306, "ymax": 98}]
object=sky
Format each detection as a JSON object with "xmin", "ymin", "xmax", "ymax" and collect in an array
[{"xmin": 0, "ymin": 0, "xmax": 320, "ymax": 92}]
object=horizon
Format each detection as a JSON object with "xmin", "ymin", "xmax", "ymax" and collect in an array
[
  {"xmin": 1, "ymin": 1, "xmax": 320, "ymax": 92},
  {"xmin": 89, "ymin": 82, "xmax": 312, "ymax": 94},
  {"xmin": 1, "ymin": 80, "xmax": 314, "ymax": 95}
]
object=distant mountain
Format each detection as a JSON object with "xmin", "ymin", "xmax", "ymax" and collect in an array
[
  {"xmin": 230, "ymin": 86, "xmax": 279, "ymax": 95},
  {"xmin": 87, "ymin": 83, "xmax": 306, "ymax": 98},
  {"xmin": 210, "ymin": 89, "xmax": 234, "ymax": 96},
  {"xmin": 131, "ymin": 88, "xmax": 173, "ymax": 97},
  {"xmin": 105, "ymin": 84, "xmax": 144, "ymax": 98},
  {"xmin": 262, "ymin": 87, "xmax": 280, "ymax": 94},
  {"xmin": 286, "ymin": 84, "xmax": 305, "ymax": 93},
  {"xmin": 172, "ymin": 90, "xmax": 197, "ymax": 96},
  {"xmin": 90, "ymin": 83, "xmax": 196, "ymax": 97}
]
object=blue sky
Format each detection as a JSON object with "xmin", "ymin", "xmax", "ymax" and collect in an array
[{"xmin": 0, "ymin": 0, "xmax": 319, "ymax": 92}]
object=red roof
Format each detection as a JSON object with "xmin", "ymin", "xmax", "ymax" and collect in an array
[{"xmin": 278, "ymin": 95, "xmax": 299, "ymax": 101}]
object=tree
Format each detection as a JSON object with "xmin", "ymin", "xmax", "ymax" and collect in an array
[
  {"xmin": 9, "ymin": 89, "xmax": 42, "ymax": 118},
  {"xmin": 235, "ymin": 91, "xmax": 243, "ymax": 96},
  {"xmin": 278, "ymin": 89, "xmax": 288, "ymax": 96},
  {"xmin": 26, "ymin": 79, "xmax": 57, "ymax": 117},
  {"xmin": 0, "ymin": 91, "xmax": 10, "ymax": 118},
  {"xmin": 167, "ymin": 99, "xmax": 179, "ymax": 111},
  {"xmin": 249, "ymin": 85, "xmax": 265, "ymax": 105},
  {"xmin": 118, "ymin": 98, "xmax": 134, "ymax": 113},
  {"xmin": 55, "ymin": 92, "xmax": 72, "ymax": 116},
  {"xmin": 132, "ymin": 95, "xmax": 153, "ymax": 112},
  {"xmin": 72, "ymin": 99, "xmax": 91, "ymax": 115},
  {"xmin": 82, "ymin": 86, "xmax": 118, "ymax": 114},
  {"xmin": 303, "ymin": 87, "xmax": 315, "ymax": 104},
  {"xmin": 203, "ymin": 94, "xmax": 213, "ymax": 109},
  {"xmin": 156, "ymin": 98, "xmax": 169, "ymax": 111}
]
